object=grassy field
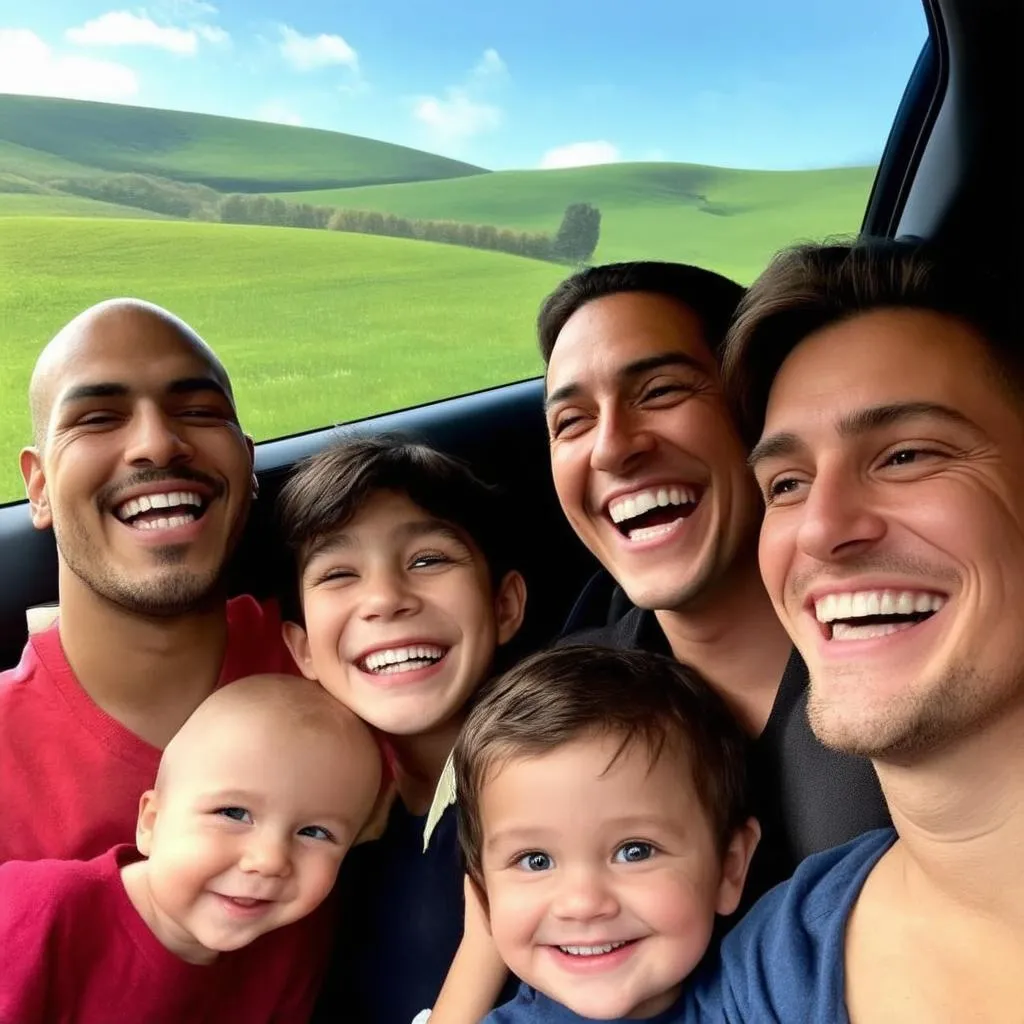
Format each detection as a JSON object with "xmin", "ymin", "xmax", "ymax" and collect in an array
[
  {"xmin": 274, "ymin": 162, "xmax": 873, "ymax": 278},
  {"xmin": 0, "ymin": 96, "xmax": 878, "ymax": 503},
  {"xmin": 0, "ymin": 95, "xmax": 485, "ymax": 191},
  {"xmin": 0, "ymin": 217, "xmax": 564, "ymax": 501}
]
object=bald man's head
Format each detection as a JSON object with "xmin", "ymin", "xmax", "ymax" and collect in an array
[{"xmin": 29, "ymin": 298, "xmax": 233, "ymax": 450}]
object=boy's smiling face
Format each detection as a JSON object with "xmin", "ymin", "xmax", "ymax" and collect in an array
[
  {"xmin": 479, "ymin": 732, "xmax": 754, "ymax": 1020},
  {"xmin": 287, "ymin": 489, "xmax": 525, "ymax": 738}
]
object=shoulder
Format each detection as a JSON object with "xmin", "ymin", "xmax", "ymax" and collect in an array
[
  {"xmin": 0, "ymin": 627, "xmax": 61, "ymax": 697},
  {"xmin": 689, "ymin": 830, "xmax": 896, "ymax": 1020}
]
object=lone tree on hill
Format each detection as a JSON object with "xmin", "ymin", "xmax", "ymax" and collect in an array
[{"xmin": 553, "ymin": 202, "xmax": 601, "ymax": 262}]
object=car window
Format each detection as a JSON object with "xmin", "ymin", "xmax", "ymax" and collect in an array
[{"xmin": 0, "ymin": 1, "xmax": 928, "ymax": 503}]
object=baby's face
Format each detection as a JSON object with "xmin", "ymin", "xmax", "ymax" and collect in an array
[
  {"xmin": 479, "ymin": 733, "xmax": 730, "ymax": 1019},
  {"xmin": 139, "ymin": 713, "xmax": 379, "ymax": 963}
]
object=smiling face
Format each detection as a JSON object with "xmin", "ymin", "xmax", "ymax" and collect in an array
[
  {"xmin": 479, "ymin": 731, "xmax": 745, "ymax": 1020},
  {"xmin": 545, "ymin": 292, "xmax": 760, "ymax": 612},
  {"xmin": 753, "ymin": 309, "xmax": 1024, "ymax": 760},
  {"xmin": 287, "ymin": 489, "xmax": 524, "ymax": 738},
  {"xmin": 131, "ymin": 695, "xmax": 381, "ymax": 963},
  {"xmin": 21, "ymin": 302, "xmax": 254, "ymax": 617}
]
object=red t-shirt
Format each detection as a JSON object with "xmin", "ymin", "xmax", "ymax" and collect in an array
[
  {"xmin": 0, "ymin": 595, "xmax": 297, "ymax": 863},
  {"xmin": 0, "ymin": 845, "xmax": 325, "ymax": 1024}
]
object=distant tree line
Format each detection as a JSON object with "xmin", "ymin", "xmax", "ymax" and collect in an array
[{"xmin": 33, "ymin": 171, "xmax": 602, "ymax": 263}]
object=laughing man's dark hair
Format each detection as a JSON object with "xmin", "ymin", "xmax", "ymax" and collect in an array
[
  {"xmin": 722, "ymin": 238, "xmax": 1021, "ymax": 447},
  {"xmin": 536, "ymin": 261, "xmax": 746, "ymax": 365}
]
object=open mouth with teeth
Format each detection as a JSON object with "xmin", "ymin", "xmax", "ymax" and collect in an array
[
  {"xmin": 814, "ymin": 590, "xmax": 946, "ymax": 641},
  {"xmin": 357, "ymin": 644, "xmax": 450, "ymax": 676},
  {"xmin": 113, "ymin": 490, "xmax": 209, "ymax": 531},
  {"xmin": 607, "ymin": 486, "xmax": 701, "ymax": 543}
]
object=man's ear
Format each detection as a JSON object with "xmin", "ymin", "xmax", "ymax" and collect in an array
[
  {"xmin": 136, "ymin": 790, "xmax": 159, "ymax": 858},
  {"xmin": 494, "ymin": 570, "xmax": 527, "ymax": 646},
  {"xmin": 282, "ymin": 621, "xmax": 318, "ymax": 681},
  {"xmin": 715, "ymin": 816, "xmax": 761, "ymax": 916},
  {"xmin": 19, "ymin": 447, "xmax": 51, "ymax": 530}
]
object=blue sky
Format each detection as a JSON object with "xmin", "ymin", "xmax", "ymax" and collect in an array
[{"xmin": 0, "ymin": 0, "xmax": 927, "ymax": 171}]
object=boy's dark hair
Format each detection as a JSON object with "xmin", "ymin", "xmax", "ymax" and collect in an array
[
  {"xmin": 455, "ymin": 645, "xmax": 750, "ymax": 888},
  {"xmin": 722, "ymin": 237, "xmax": 1021, "ymax": 447},
  {"xmin": 536, "ymin": 261, "xmax": 746, "ymax": 365},
  {"xmin": 277, "ymin": 434, "xmax": 511, "ymax": 602}
]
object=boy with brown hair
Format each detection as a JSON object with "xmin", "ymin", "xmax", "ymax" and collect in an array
[
  {"xmin": 277, "ymin": 435, "xmax": 528, "ymax": 1022},
  {"xmin": 450, "ymin": 645, "xmax": 760, "ymax": 1022}
]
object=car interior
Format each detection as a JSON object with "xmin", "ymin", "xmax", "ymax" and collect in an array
[{"xmin": 0, "ymin": 0, "xmax": 1018, "ymax": 672}]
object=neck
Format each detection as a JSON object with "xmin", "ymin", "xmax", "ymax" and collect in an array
[
  {"xmin": 57, "ymin": 567, "xmax": 229, "ymax": 749},
  {"xmin": 654, "ymin": 557, "xmax": 792, "ymax": 736},
  {"xmin": 875, "ymin": 698, "xmax": 1024, "ymax": 926},
  {"xmin": 389, "ymin": 717, "xmax": 464, "ymax": 816}
]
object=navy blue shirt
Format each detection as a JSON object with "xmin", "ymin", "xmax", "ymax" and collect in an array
[
  {"xmin": 314, "ymin": 800, "xmax": 518, "ymax": 1024},
  {"xmin": 685, "ymin": 828, "xmax": 897, "ymax": 1023},
  {"xmin": 486, "ymin": 985, "xmax": 686, "ymax": 1023}
]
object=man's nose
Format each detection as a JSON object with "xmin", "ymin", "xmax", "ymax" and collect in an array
[
  {"xmin": 123, "ymin": 404, "xmax": 193, "ymax": 468},
  {"xmin": 796, "ymin": 468, "xmax": 887, "ymax": 563},
  {"xmin": 589, "ymin": 406, "xmax": 656, "ymax": 475}
]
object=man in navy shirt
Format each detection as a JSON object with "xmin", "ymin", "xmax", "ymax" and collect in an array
[{"xmin": 684, "ymin": 239, "xmax": 1024, "ymax": 1021}]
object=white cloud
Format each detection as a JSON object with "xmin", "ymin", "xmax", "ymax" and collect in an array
[
  {"xmin": 66, "ymin": 11, "xmax": 198, "ymax": 55},
  {"xmin": 540, "ymin": 140, "xmax": 621, "ymax": 169},
  {"xmin": 195, "ymin": 24, "xmax": 229, "ymax": 45},
  {"xmin": 0, "ymin": 28, "xmax": 139, "ymax": 101},
  {"xmin": 256, "ymin": 99, "xmax": 304, "ymax": 127},
  {"xmin": 279, "ymin": 25, "xmax": 357, "ymax": 71},
  {"xmin": 413, "ymin": 89, "xmax": 501, "ymax": 143},
  {"xmin": 472, "ymin": 48, "xmax": 507, "ymax": 80},
  {"xmin": 413, "ymin": 49, "xmax": 507, "ymax": 147}
]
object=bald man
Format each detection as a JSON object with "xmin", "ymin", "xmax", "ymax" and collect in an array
[
  {"xmin": 1, "ymin": 299, "xmax": 297, "ymax": 863},
  {"xmin": 0, "ymin": 674, "xmax": 383, "ymax": 1024}
]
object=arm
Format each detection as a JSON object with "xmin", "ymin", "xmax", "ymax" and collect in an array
[{"xmin": 427, "ymin": 877, "xmax": 509, "ymax": 1024}]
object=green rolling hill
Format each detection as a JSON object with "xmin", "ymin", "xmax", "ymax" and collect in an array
[
  {"xmin": 272, "ymin": 162, "xmax": 874, "ymax": 278},
  {"xmin": 0, "ymin": 94, "xmax": 485, "ymax": 191}
]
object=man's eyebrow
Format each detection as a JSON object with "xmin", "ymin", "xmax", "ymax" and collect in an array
[
  {"xmin": 59, "ymin": 382, "xmax": 129, "ymax": 406},
  {"xmin": 166, "ymin": 377, "xmax": 232, "ymax": 402},
  {"xmin": 544, "ymin": 352, "xmax": 709, "ymax": 411},
  {"xmin": 59, "ymin": 377, "xmax": 231, "ymax": 406},
  {"xmin": 748, "ymin": 401, "xmax": 981, "ymax": 471}
]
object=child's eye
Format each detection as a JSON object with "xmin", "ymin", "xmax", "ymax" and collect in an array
[
  {"xmin": 515, "ymin": 851, "xmax": 554, "ymax": 872},
  {"xmin": 297, "ymin": 825, "xmax": 336, "ymax": 842},
  {"xmin": 216, "ymin": 806, "xmax": 252, "ymax": 824},
  {"xmin": 410, "ymin": 551, "xmax": 452, "ymax": 570},
  {"xmin": 614, "ymin": 841, "xmax": 655, "ymax": 864}
]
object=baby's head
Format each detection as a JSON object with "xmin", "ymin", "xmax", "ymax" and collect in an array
[
  {"xmin": 127, "ymin": 674, "xmax": 382, "ymax": 964},
  {"xmin": 278, "ymin": 435, "xmax": 526, "ymax": 739},
  {"xmin": 455, "ymin": 646, "xmax": 760, "ymax": 1020}
]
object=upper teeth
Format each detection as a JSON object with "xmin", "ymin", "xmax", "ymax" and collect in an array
[
  {"xmin": 363, "ymin": 645, "xmax": 446, "ymax": 672},
  {"xmin": 116, "ymin": 491, "xmax": 203, "ymax": 520},
  {"xmin": 608, "ymin": 486, "xmax": 697, "ymax": 524},
  {"xmin": 558, "ymin": 941, "xmax": 627, "ymax": 956},
  {"xmin": 814, "ymin": 590, "xmax": 944, "ymax": 623}
]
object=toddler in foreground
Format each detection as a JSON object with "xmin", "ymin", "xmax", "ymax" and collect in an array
[
  {"xmin": 450, "ymin": 646, "xmax": 760, "ymax": 1022},
  {"xmin": 0, "ymin": 673, "xmax": 381, "ymax": 1024}
]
